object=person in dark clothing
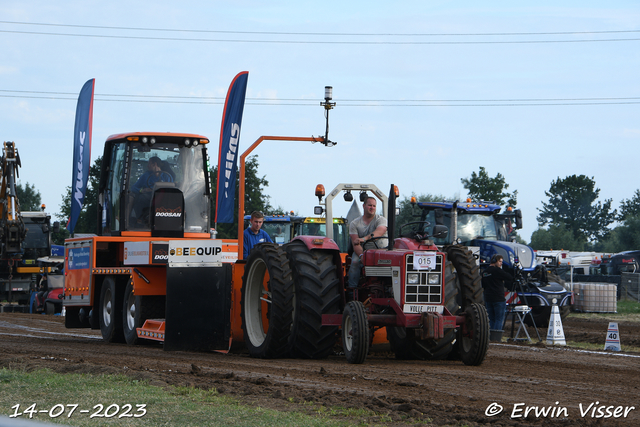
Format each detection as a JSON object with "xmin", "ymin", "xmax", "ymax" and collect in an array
[{"xmin": 482, "ymin": 254, "xmax": 514, "ymax": 330}]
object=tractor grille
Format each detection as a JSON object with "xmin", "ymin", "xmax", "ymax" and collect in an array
[{"xmin": 404, "ymin": 253, "xmax": 443, "ymax": 304}]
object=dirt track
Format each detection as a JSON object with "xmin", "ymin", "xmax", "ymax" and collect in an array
[{"xmin": 1, "ymin": 313, "xmax": 639, "ymax": 426}]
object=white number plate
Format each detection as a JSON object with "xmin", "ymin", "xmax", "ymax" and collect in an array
[
  {"xmin": 413, "ymin": 252, "xmax": 436, "ymax": 270},
  {"xmin": 403, "ymin": 304, "xmax": 444, "ymax": 314}
]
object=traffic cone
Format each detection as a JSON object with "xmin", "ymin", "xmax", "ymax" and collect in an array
[
  {"xmin": 604, "ymin": 322, "xmax": 621, "ymax": 351},
  {"xmin": 546, "ymin": 304, "xmax": 566, "ymax": 345}
]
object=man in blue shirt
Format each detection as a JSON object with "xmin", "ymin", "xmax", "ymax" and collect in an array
[
  {"xmin": 131, "ymin": 156, "xmax": 174, "ymax": 225},
  {"xmin": 243, "ymin": 211, "xmax": 273, "ymax": 259}
]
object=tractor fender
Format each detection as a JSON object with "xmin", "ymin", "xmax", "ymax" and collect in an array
[{"xmin": 290, "ymin": 235, "xmax": 341, "ymax": 252}]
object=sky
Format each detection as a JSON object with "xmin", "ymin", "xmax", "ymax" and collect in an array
[{"xmin": 1, "ymin": 1, "xmax": 639, "ymax": 242}]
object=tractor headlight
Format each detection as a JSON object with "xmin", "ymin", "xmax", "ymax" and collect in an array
[
  {"xmin": 428, "ymin": 273, "xmax": 441, "ymax": 285},
  {"xmin": 407, "ymin": 273, "xmax": 419, "ymax": 284}
]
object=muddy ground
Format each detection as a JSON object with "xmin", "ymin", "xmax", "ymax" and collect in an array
[{"xmin": 1, "ymin": 312, "xmax": 639, "ymax": 426}]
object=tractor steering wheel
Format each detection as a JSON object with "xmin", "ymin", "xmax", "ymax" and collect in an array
[
  {"xmin": 146, "ymin": 171, "xmax": 172, "ymax": 189},
  {"xmin": 363, "ymin": 236, "xmax": 387, "ymax": 250},
  {"xmin": 399, "ymin": 221, "xmax": 432, "ymax": 241}
]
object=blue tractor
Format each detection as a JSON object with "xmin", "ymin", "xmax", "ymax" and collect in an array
[{"xmin": 409, "ymin": 199, "xmax": 572, "ymax": 327}]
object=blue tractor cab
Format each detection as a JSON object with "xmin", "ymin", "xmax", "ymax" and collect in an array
[{"xmin": 411, "ymin": 199, "xmax": 572, "ymax": 327}]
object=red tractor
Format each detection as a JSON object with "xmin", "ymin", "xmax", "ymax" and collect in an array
[{"xmin": 240, "ymin": 183, "xmax": 490, "ymax": 365}]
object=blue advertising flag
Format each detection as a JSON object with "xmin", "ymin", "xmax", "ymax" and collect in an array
[
  {"xmin": 67, "ymin": 78, "xmax": 95, "ymax": 234},
  {"xmin": 215, "ymin": 71, "xmax": 249, "ymax": 224}
]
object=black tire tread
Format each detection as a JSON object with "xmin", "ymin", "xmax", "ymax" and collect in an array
[
  {"xmin": 241, "ymin": 243, "xmax": 295, "ymax": 358},
  {"xmin": 459, "ymin": 303, "xmax": 490, "ymax": 366},
  {"xmin": 343, "ymin": 301, "xmax": 369, "ymax": 364},
  {"xmin": 285, "ymin": 241, "xmax": 341, "ymax": 359},
  {"xmin": 445, "ymin": 245, "xmax": 484, "ymax": 307}
]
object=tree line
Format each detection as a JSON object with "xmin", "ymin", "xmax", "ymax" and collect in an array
[{"xmin": 17, "ymin": 161, "xmax": 640, "ymax": 253}]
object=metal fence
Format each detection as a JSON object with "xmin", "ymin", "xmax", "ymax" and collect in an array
[{"xmin": 620, "ymin": 272, "xmax": 640, "ymax": 302}]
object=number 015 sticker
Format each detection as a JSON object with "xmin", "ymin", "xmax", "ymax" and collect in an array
[{"xmin": 413, "ymin": 252, "xmax": 436, "ymax": 270}]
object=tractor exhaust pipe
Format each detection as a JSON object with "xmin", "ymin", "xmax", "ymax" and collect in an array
[
  {"xmin": 452, "ymin": 201, "xmax": 458, "ymax": 243},
  {"xmin": 387, "ymin": 184, "xmax": 396, "ymax": 250}
]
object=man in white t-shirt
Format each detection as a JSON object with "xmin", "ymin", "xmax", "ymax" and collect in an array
[{"xmin": 348, "ymin": 197, "xmax": 388, "ymax": 288}]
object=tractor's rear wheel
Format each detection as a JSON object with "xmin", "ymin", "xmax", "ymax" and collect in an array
[
  {"xmin": 387, "ymin": 260, "xmax": 458, "ymax": 360},
  {"xmin": 285, "ymin": 241, "xmax": 341, "ymax": 359},
  {"xmin": 459, "ymin": 303, "xmax": 490, "ymax": 366},
  {"xmin": 99, "ymin": 276, "xmax": 125, "ymax": 343},
  {"xmin": 122, "ymin": 280, "xmax": 165, "ymax": 345},
  {"xmin": 445, "ymin": 245, "xmax": 488, "ymax": 362},
  {"xmin": 445, "ymin": 245, "xmax": 483, "ymax": 306},
  {"xmin": 241, "ymin": 244, "xmax": 294, "ymax": 359},
  {"xmin": 342, "ymin": 301, "xmax": 369, "ymax": 364}
]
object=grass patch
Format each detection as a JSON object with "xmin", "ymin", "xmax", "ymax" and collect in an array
[
  {"xmin": 569, "ymin": 300, "xmax": 640, "ymax": 322},
  {"xmin": 0, "ymin": 368, "xmax": 376, "ymax": 427},
  {"xmin": 617, "ymin": 299, "xmax": 640, "ymax": 315}
]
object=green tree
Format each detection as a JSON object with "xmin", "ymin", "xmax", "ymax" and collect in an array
[
  {"xmin": 16, "ymin": 182, "xmax": 42, "ymax": 211},
  {"xmin": 596, "ymin": 217, "xmax": 640, "ymax": 253},
  {"xmin": 618, "ymin": 189, "xmax": 640, "ymax": 221},
  {"xmin": 211, "ymin": 155, "xmax": 273, "ymax": 239},
  {"xmin": 56, "ymin": 157, "xmax": 102, "ymax": 239},
  {"xmin": 536, "ymin": 174, "xmax": 616, "ymax": 243},
  {"xmin": 394, "ymin": 193, "xmax": 448, "ymax": 236},
  {"xmin": 460, "ymin": 166, "xmax": 517, "ymax": 207},
  {"xmin": 529, "ymin": 224, "xmax": 586, "ymax": 251}
]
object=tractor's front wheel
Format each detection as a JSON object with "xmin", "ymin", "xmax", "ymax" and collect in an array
[
  {"xmin": 241, "ymin": 244, "xmax": 295, "ymax": 359},
  {"xmin": 342, "ymin": 301, "xmax": 369, "ymax": 364},
  {"xmin": 459, "ymin": 303, "xmax": 489, "ymax": 366}
]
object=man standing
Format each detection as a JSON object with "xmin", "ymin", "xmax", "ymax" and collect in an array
[
  {"xmin": 348, "ymin": 197, "xmax": 388, "ymax": 288},
  {"xmin": 481, "ymin": 254, "xmax": 513, "ymax": 330},
  {"xmin": 243, "ymin": 211, "xmax": 273, "ymax": 259}
]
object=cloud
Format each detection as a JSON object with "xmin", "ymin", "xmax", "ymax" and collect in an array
[
  {"xmin": 622, "ymin": 129, "xmax": 640, "ymax": 138},
  {"xmin": 0, "ymin": 66, "xmax": 19, "ymax": 75}
]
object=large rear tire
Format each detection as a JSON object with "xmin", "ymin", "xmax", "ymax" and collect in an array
[
  {"xmin": 285, "ymin": 241, "xmax": 341, "ymax": 359},
  {"xmin": 99, "ymin": 276, "xmax": 125, "ymax": 343},
  {"xmin": 445, "ymin": 246, "xmax": 487, "ymax": 362},
  {"xmin": 459, "ymin": 303, "xmax": 489, "ymax": 366},
  {"xmin": 342, "ymin": 301, "xmax": 369, "ymax": 364},
  {"xmin": 446, "ymin": 245, "xmax": 483, "ymax": 306},
  {"xmin": 241, "ymin": 243, "xmax": 295, "ymax": 358},
  {"xmin": 122, "ymin": 280, "xmax": 165, "ymax": 345},
  {"xmin": 387, "ymin": 259, "xmax": 458, "ymax": 360}
]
